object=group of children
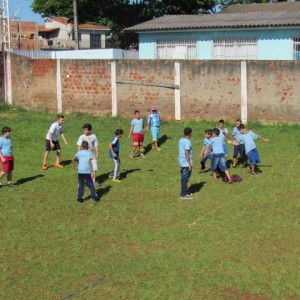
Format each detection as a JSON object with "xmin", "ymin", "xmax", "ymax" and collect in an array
[
  {"xmin": 0, "ymin": 111, "xmax": 269, "ymax": 202},
  {"xmin": 179, "ymin": 119, "xmax": 269, "ymax": 199}
]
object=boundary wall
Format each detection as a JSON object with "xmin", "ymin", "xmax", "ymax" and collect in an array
[{"xmin": 2, "ymin": 52, "xmax": 300, "ymax": 123}]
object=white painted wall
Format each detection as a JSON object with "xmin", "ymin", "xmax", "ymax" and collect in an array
[{"xmin": 50, "ymin": 49, "xmax": 124, "ymax": 59}]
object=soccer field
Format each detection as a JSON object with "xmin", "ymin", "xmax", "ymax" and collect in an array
[{"xmin": 1, "ymin": 105, "xmax": 300, "ymax": 299}]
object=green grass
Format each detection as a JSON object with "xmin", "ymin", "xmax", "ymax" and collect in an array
[{"xmin": 0, "ymin": 105, "xmax": 300, "ymax": 299}]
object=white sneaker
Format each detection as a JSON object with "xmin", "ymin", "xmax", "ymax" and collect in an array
[{"xmin": 180, "ymin": 194, "xmax": 193, "ymax": 200}]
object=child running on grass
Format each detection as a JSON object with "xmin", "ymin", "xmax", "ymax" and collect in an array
[
  {"xmin": 128, "ymin": 110, "xmax": 145, "ymax": 158},
  {"xmin": 199, "ymin": 129, "xmax": 212, "ymax": 171},
  {"xmin": 228, "ymin": 124, "xmax": 269, "ymax": 176},
  {"xmin": 42, "ymin": 114, "xmax": 68, "ymax": 170},
  {"xmin": 146, "ymin": 105, "xmax": 162, "ymax": 151},
  {"xmin": 109, "ymin": 129, "xmax": 123, "ymax": 183},
  {"xmin": 72, "ymin": 141, "xmax": 99, "ymax": 203},
  {"xmin": 206, "ymin": 128, "xmax": 232, "ymax": 183},
  {"xmin": 0, "ymin": 126, "xmax": 14, "ymax": 187},
  {"xmin": 76, "ymin": 123, "xmax": 99, "ymax": 186},
  {"xmin": 178, "ymin": 127, "xmax": 193, "ymax": 200}
]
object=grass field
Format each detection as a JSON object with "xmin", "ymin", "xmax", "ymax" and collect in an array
[{"xmin": 0, "ymin": 104, "xmax": 300, "ymax": 300}]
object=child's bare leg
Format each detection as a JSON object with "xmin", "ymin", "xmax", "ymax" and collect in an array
[
  {"xmin": 0, "ymin": 171, "xmax": 7, "ymax": 180},
  {"xmin": 55, "ymin": 150, "xmax": 61, "ymax": 165},
  {"xmin": 130, "ymin": 146, "xmax": 137, "ymax": 155},
  {"xmin": 212, "ymin": 172, "xmax": 218, "ymax": 180},
  {"xmin": 251, "ymin": 165, "xmax": 255, "ymax": 173},
  {"xmin": 43, "ymin": 151, "xmax": 49, "ymax": 165},
  {"xmin": 224, "ymin": 170, "xmax": 232, "ymax": 181},
  {"xmin": 7, "ymin": 170, "xmax": 12, "ymax": 184},
  {"xmin": 232, "ymin": 157, "xmax": 237, "ymax": 167}
]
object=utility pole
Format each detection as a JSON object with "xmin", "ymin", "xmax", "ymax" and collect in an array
[{"xmin": 73, "ymin": 0, "xmax": 79, "ymax": 50}]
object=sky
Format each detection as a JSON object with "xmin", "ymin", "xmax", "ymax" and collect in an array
[{"xmin": 11, "ymin": 0, "xmax": 44, "ymax": 24}]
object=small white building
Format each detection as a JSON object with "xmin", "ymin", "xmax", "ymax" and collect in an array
[{"xmin": 38, "ymin": 17, "xmax": 110, "ymax": 50}]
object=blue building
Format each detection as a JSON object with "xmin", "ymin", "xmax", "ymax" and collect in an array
[{"xmin": 125, "ymin": 2, "xmax": 300, "ymax": 60}]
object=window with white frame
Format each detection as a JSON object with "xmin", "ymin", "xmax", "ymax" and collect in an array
[
  {"xmin": 293, "ymin": 38, "xmax": 300, "ymax": 60},
  {"xmin": 156, "ymin": 40, "xmax": 197, "ymax": 59},
  {"xmin": 213, "ymin": 38, "xmax": 258, "ymax": 60}
]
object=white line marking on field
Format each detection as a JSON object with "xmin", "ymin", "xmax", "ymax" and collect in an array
[
  {"xmin": 188, "ymin": 186, "xmax": 257, "ymax": 228},
  {"xmin": 291, "ymin": 153, "xmax": 300, "ymax": 168}
]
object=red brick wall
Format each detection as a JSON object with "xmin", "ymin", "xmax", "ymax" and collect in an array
[
  {"xmin": 10, "ymin": 54, "xmax": 57, "ymax": 110},
  {"xmin": 61, "ymin": 60, "xmax": 111, "ymax": 114},
  {"xmin": 3, "ymin": 54, "xmax": 300, "ymax": 123}
]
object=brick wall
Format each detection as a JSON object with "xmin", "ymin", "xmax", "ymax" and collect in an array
[{"xmin": 2, "ymin": 53, "xmax": 300, "ymax": 123}]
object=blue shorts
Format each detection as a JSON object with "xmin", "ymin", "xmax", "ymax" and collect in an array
[
  {"xmin": 248, "ymin": 148, "xmax": 261, "ymax": 166},
  {"xmin": 151, "ymin": 126, "xmax": 160, "ymax": 141},
  {"xmin": 211, "ymin": 153, "xmax": 228, "ymax": 172},
  {"xmin": 233, "ymin": 144, "xmax": 245, "ymax": 158}
]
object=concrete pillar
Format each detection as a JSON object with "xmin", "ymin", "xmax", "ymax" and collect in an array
[
  {"xmin": 241, "ymin": 61, "xmax": 248, "ymax": 124},
  {"xmin": 111, "ymin": 61, "xmax": 117, "ymax": 117},
  {"xmin": 56, "ymin": 59, "xmax": 63, "ymax": 113},
  {"xmin": 174, "ymin": 62, "xmax": 181, "ymax": 120},
  {"xmin": 4, "ymin": 52, "xmax": 12, "ymax": 105}
]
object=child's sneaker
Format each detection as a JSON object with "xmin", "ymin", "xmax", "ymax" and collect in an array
[
  {"xmin": 128, "ymin": 153, "xmax": 134, "ymax": 159},
  {"xmin": 112, "ymin": 179, "xmax": 122, "ymax": 183},
  {"xmin": 250, "ymin": 172, "xmax": 257, "ymax": 176},
  {"xmin": 156, "ymin": 147, "xmax": 162, "ymax": 151},
  {"xmin": 77, "ymin": 198, "xmax": 84, "ymax": 203},
  {"xmin": 53, "ymin": 164, "xmax": 64, "ymax": 168},
  {"xmin": 140, "ymin": 153, "xmax": 145, "ymax": 158},
  {"xmin": 42, "ymin": 164, "xmax": 48, "ymax": 170},
  {"xmin": 93, "ymin": 181, "xmax": 100, "ymax": 186},
  {"xmin": 180, "ymin": 194, "xmax": 193, "ymax": 200}
]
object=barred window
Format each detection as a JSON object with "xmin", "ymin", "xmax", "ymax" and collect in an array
[
  {"xmin": 156, "ymin": 40, "xmax": 197, "ymax": 59},
  {"xmin": 213, "ymin": 38, "xmax": 258, "ymax": 60},
  {"xmin": 293, "ymin": 38, "xmax": 300, "ymax": 60}
]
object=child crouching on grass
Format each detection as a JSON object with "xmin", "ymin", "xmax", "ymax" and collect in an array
[
  {"xmin": 72, "ymin": 141, "xmax": 99, "ymax": 203},
  {"xmin": 199, "ymin": 129, "xmax": 212, "ymax": 170},
  {"xmin": 228, "ymin": 124, "xmax": 269, "ymax": 176}
]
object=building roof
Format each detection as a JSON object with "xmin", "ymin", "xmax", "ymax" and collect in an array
[
  {"xmin": 221, "ymin": 2, "xmax": 300, "ymax": 13},
  {"xmin": 125, "ymin": 10, "xmax": 300, "ymax": 32}
]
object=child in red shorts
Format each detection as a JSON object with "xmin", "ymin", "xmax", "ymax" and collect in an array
[
  {"xmin": 0, "ymin": 126, "xmax": 14, "ymax": 187},
  {"xmin": 128, "ymin": 110, "xmax": 145, "ymax": 158}
]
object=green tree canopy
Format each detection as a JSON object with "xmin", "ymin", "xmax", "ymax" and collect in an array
[{"xmin": 31, "ymin": 0, "xmax": 269, "ymax": 49}]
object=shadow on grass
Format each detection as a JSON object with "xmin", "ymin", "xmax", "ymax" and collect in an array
[
  {"xmin": 84, "ymin": 185, "xmax": 112, "ymax": 201},
  {"xmin": 189, "ymin": 181, "xmax": 206, "ymax": 194},
  {"xmin": 119, "ymin": 168, "xmax": 140, "ymax": 179},
  {"xmin": 96, "ymin": 172, "xmax": 111, "ymax": 184},
  {"xmin": 15, "ymin": 174, "xmax": 45, "ymax": 185},
  {"xmin": 144, "ymin": 134, "xmax": 171, "ymax": 155},
  {"xmin": 60, "ymin": 160, "xmax": 72, "ymax": 167}
]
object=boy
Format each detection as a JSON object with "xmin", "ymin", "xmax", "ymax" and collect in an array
[
  {"xmin": 232, "ymin": 119, "xmax": 247, "ymax": 168},
  {"xmin": 72, "ymin": 141, "xmax": 99, "ymax": 203},
  {"xmin": 217, "ymin": 119, "xmax": 229, "ymax": 156},
  {"xmin": 0, "ymin": 127, "xmax": 14, "ymax": 187},
  {"xmin": 109, "ymin": 129, "xmax": 123, "ymax": 183},
  {"xmin": 128, "ymin": 110, "xmax": 145, "ymax": 158},
  {"xmin": 76, "ymin": 123, "xmax": 99, "ymax": 186},
  {"xmin": 206, "ymin": 128, "xmax": 232, "ymax": 183},
  {"xmin": 146, "ymin": 106, "xmax": 161, "ymax": 151},
  {"xmin": 42, "ymin": 114, "xmax": 68, "ymax": 170},
  {"xmin": 178, "ymin": 127, "xmax": 193, "ymax": 199},
  {"xmin": 228, "ymin": 124, "xmax": 269, "ymax": 176},
  {"xmin": 199, "ymin": 129, "xmax": 212, "ymax": 170}
]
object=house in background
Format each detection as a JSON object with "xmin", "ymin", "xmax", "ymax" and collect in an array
[
  {"xmin": 38, "ymin": 17, "xmax": 110, "ymax": 50},
  {"xmin": 125, "ymin": 2, "xmax": 300, "ymax": 60}
]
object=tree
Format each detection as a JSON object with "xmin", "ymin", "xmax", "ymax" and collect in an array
[{"xmin": 31, "ymin": 0, "xmax": 269, "ymax": 49}]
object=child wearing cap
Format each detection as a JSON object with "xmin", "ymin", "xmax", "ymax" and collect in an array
[{"xmin": 146, "ymin": 105, "xmax": 162, "ymax": 151}]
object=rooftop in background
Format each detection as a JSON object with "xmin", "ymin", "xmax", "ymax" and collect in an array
[
  {"xmin": 125, "ymin": 10, "xmax": 300, "ymax": 32},
  {"xmin": 221, "ymin": 1, "xmax": 300, "ymax": 13}
]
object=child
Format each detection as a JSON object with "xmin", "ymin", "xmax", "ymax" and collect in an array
[
  {"xmin": 76, "ymin": 123, "xmax": 99, "ymax": 186},
  {"xmin": 217, "ymin": 119, "xmax": 229, "ymax": 156},
  {"xmin": 42, "ymin": 114, "xmax": 68, "ymax": 170},
  {"xmin": 206, "ymin": 128, "xmax": 232, "ymax": 183},
  {"xmin": 109, "ymin": 129, "xmax": 123, "ymax": 183},
  {"xmin": 199, "ymin": 129, "xmax": 212, "ymax": 170},
  {"xmin": 232, "ymin": 119, "xmax": 247, "ymax": 168},
  {"xmin": 178, "ymin": 127, "xmax": 193, "ymax": 199},
  {"xmin": 0, "ymin": 127, "xmax": 14, "ymax": 187},
  {"xmin": 228, "ymin": 124, "xmax": 269, "ymax": 176},
  {"xmin": 146, "ymin": 106, "xmax": 161, "ymax": 151},
  {"xmin": 72, "ymin": 141, "xmax": 99, "ymax": 203},
  {"xmin": 128, "ymin": 110, "xmax": 145, "ymax": 158}
]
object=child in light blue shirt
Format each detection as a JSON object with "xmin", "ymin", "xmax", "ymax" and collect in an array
[
  {"xmin": 199, "ymin": 129, "xmax": 212, "ymax": 170},
  {"xmin": 146, "ymin": 105, "xmax": 161, "ymax": 151}
]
